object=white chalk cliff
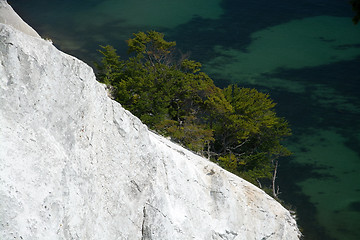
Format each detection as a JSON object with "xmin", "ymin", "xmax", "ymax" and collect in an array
[{"xmin": 0, "ymin": 1, "xmax": 301, "ymax": 239}]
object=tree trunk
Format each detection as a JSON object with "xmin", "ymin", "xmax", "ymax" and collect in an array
[{"xmin": 272, "ymin": 160, "xmax": 279, "ymax": 198}]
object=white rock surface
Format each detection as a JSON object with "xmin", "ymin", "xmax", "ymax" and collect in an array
[
  {"xmin": 0, "ymin": 1, "xmax": 301, "ymax": 239},
  {"xmin": 0, "ymin": 1, "xmax": 40, "ymax": 38}
]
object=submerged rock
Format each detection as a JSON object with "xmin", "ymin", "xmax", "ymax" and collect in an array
[{"xmin": 0, "ymin": 1, "xmax": 300, "ymax": 239}]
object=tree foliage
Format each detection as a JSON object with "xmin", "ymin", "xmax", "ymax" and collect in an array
[{"xmin": 95, "ymin": 31, "xmax": 292, "ymax": 194}]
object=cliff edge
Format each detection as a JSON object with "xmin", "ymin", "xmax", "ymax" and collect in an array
[
  {"xmin": 0, "ymin": 1, "xmax": 40, "ymax": 38},
  {"xmin": 0, "ymin": 1, "xmax": 301, "ymax": 239}
]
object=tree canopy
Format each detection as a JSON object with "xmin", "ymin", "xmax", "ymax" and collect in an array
[{"xmin": 95, "ymin": 31, "xmax": 292, "ymax": 196}]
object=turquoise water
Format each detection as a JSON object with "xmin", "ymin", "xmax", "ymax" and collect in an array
[{"xmin": 11, "ymin": 1, "xmax": 360, "ymax": 239}]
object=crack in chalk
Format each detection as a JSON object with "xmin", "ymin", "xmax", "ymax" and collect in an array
[
  {"xmin": 261, "ymin": 232, "xmax": 275, "ymax": 240},
  {"xmin": 226, "ymin": 230, "xmax": 238, "ymax": 235},
  {"xmin": 145, "ymin": 202, "xmax": 174, "ymax": 225},
  {"xmin": 215, "ymin": 229, "xmax": 239, "ymax": 240},
  {"xmin": 127, "ymin": 217, "xmax": 139, "ymax": 230},
  {"xmin": 130, "ymin": 180, "xmax": 141, "ymax": 192},
  {"xmin": 160, "ymin": 157, "xmax": 170, "ymax": 191},
  {"xmin": 141, "ymin": 206, "xmax": 147, "ymax": 240},
  {"xmin": 112, "ymin": 103, "xmax": 126, "ymax": 137}
]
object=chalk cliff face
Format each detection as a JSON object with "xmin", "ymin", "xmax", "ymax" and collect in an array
[{"xmin": 0, "ymin": 1, "xmax": 300, "ymax": 239}]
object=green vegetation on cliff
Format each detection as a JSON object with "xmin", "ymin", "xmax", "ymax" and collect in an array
[{"xmin": 95, "ymin": 31, "xmax": 291, "ymax": 196}]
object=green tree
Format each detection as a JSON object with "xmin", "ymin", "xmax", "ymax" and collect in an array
[
  {"xmin": 96, "ymin": 31, "xmax": 216, "ymax": 151},
  {"xmin": 95, "ymin": 31, "xmax": 292, "ymax": 197},
  {"xmin": 94, "ymin": 45, "xmax": 123, "ymax": 87},
  {"xmin": 214, "ymin": 85, "xmax": 291, "ymax": 192}
]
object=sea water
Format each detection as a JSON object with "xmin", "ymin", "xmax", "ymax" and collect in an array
[{"xmin": 11, "ymin": 0, "xmax": 360, "ymax": 239}]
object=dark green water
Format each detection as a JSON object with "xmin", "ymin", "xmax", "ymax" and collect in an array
[{"xmin": 10, "ymin": 0, "xmax": 360, "ymax": 239}]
